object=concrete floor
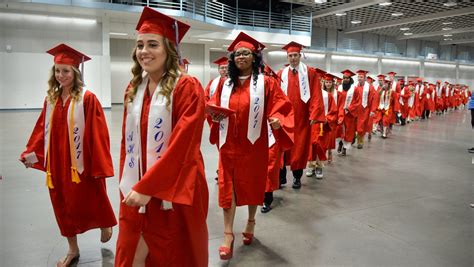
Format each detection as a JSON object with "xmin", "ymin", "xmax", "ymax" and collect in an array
[{"xmin": 0, "ymin": 106, "xmax": 473, "ymax": 267}]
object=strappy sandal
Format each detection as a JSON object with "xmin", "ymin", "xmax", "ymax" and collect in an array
[
  {"xmin": 242, "ymin": 219, "xmax": 256, "ymax": 245},
  {"xmin": 219, "ymin": 232, "xmax": 234, "ymax": 260}
]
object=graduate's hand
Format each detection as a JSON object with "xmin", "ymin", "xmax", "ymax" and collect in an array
[
  {"xmin": 19, "ymin": 158, "xmax": 33, "ymax": 168},
  {"xmin": 269, "ymin": 117, "xmax": 281, "ymax": 129},
  {"xmin": 310, "ymin": 120, "xmax": 316, "ymax": 125},
  {"xmin": 123, "ymin": 190, "xmax": 151, "ymax": 207},
  {"xmin": 210, "ymin": 112, "xmax": 226, "ymax": 122},
  {"xmin": 344, "ymin": 108, "xmax": 349, "ymax": 114}
]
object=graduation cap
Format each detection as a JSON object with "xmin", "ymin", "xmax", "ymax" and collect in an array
[
  {"xmin": 47, "ymin": 43, "xmax": 90, "ymax": 69},
  {"xmin": 136, "ymin": 7, "xmax": 190, "ymax": 65},
  {"xmin": 416, "ymin": 77, "xmax": 423, "ymax": 82},
  {"xmin": 356, "ymin": 70, "xmax": 369, "ymax": 76},
  {"xmin": 136, "ymin": 7, "xmax": 190, "ymax": 45},
  {"xmin": 436, "ymin": 80, "xmax": 441, "ymax": 84},
  {"xmin": 282, "ymin": 41, "xmax": 304, "ymax": 54},
  {"xmin": 228, "ymin": 32, "xmax": 265, "ymax": 52},
  {"xmin": 263, "ymin": 64, "xmax": 281, "ymax": 82},
  {"xmin": 367, "ymin": 76, "xmax": 375, "ymax": 83},
  {"xmin": 341, "ymin": 69, "xmax": 355, "ymax": 77},
  {"xmin": 323, "ymin": 73, "xmax": 336, "ymax": 81},
  {"xmin": 408, "ymin": 80, "xmax": 414, "ymax": 85},
  {"xmin": 213, "ymin": 56, "xmax": 229, "ymax": 66},
  {"xmin": 387, "ymin": 71, "xmax": 397, "ymax": 76},
  {"xmin": 377, "ymin": 74, "xmax": 386, "ymax": 79}
]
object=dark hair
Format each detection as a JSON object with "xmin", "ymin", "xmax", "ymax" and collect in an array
[{"xmin": 226, "ymin": 51, "xmax": 264, "ymax": 90}]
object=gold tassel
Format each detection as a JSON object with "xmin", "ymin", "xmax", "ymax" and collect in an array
[
  {"xmin": 46, "ymin": 171, "xmax": 54, "ymax": 189},
  {"xmin": 319, "ymin": 123, "xmax": 324, "ymax": 136},
  {"xmin": 71, "ymin": 166, "xmax": 81, "ymax": 184}
]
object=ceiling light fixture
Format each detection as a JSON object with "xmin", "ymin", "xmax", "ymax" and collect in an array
[
  {"xmin": 442, "ymin": 22, "xmax": 453, "ymax": 25},
  {"xmin": 442, "ymin": 27, "xmax": 453, "ymax": 31},
  {"xmin": 400, "ymin": 27, "xmax": 410, "ymax": 31},
  {"xmin": 404, "ymin": 32, "xmax": 413, "ymax": 36},
  {"xmin": 444, "ymin": 1, "xmax": 457, "ymax": 7},
  {"xmin": 379, "ymin": 1, "xmax": 392, "ymax": 6},
  {"xmin": 443, "ymin": 34, "xmax": 453, "ymax": 37},
  {"xmin": 351, "ymin": 20, "xmax": 362, "ymax": 24},
  {"xmin": 444, "ymin": 38, "xmax": 453, "ymax": 41},
  {"xmin": 314, "ymin": 0, "xmax": 327, "ymax": 3},
  {"xmin": 392, "ymin": 12, "xmax": 404, "ymax": 17},
  {"xmin": 198, "ymin": 38, "xmax": 214, "ymax": 42},
  {"xmin": 110, "ymin": 32, "xmax": 128, "ymax": 36},
  {"xmin": 335, "ymin": 13, "xmax": 347, "ymax": 16}
]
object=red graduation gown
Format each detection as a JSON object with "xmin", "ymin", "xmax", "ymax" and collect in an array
[
  {"xmin": 356, "ymin": 83, "xmax": 376, "ymax": 136},
  {"xmin": 334, "ymin": 90, "xmax": 346, "ymax": 143},
  {"xmin": 309, "ymin": 92, "xmax": 338, "ymax": 161},
  {"xmin": 209, "ymin": 75, "xmax": 294, "ymax": 209},
  {"xmin": 342, "ymin": 85, "xmax": 362, "ymax": 143},
  {"xmin": 115, "ymin": 76, "xmax": 209, "ymax": 267},
  {"xmin": 277, "ymin": 66, "xmax": 325, "ymax": 170},
  {"xmin": 21, "ymin": 91, "xmax": 116, "ymax": 237},
  {"xmin": 399, "ymin": 86, "xmax": 412, "ymax": 119}
]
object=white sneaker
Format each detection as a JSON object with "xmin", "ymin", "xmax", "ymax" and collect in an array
[{"xmin": 306, "ymin": 168, "xmax": 315, "ymax": 177}]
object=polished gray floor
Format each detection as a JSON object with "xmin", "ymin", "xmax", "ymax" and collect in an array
[{"xmin": 1, "ymin": 106, "xmax": 473, "ymax": 267}]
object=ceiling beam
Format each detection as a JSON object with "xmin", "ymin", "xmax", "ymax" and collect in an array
[
  {"xmin": 287, "ymin": 0, "xmax": 384, "ymax": 16},
  {"xmin": 312, "ymin": 0, "xmax": 386, "ymax": 19},
  {"xmin": 440, "ymin": 38, "xmax": 474, "ymax": 45},
  {"xmin": 345, "ymin": 6, "xmax": 474, "ymax": 34},
  {"xmin": 397, "ymin": 27, "xmax": 474, "ymax": 40}
]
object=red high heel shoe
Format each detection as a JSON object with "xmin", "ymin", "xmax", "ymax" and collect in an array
[
  {"xmin": 219, "ymin": 232, "xmax": 234, "ymax": 260},
  {"xmin": 242, "ymin": 219, "xmax": 256, "ymax": 245}
]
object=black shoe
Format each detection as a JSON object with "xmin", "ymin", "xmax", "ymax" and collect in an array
[
  {"xmin": 342, "ymin": 148, "xmax": 347, "ymax": 156},
  {"xmin": 292, "ymin": 178, "xmax": 301, "ymax": 189},
  {"xmin": 337, "ymin": 141, "xmax": 343, "ymax": 154},
  {"xmin": 357, "ymin": 144, "xmax": 363, "ymax": 149},
  {"xmin": 468, "ymin": 148, "xmax": 474, "ymax": 153},
  {"xmin": 261, "ymin": 203, "xmax": 272, "ymax": 213}
]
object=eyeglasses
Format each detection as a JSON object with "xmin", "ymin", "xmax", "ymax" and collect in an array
[{"xmin": 234, "ymin": 51, "xmax": 252, "ymax": 58}]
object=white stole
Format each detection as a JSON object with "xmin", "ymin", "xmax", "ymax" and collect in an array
[
  {"xmin": 220, "ymin": 74, "xmax": 265, "ymax": 148},
  {"xmin": 343, "ymin": 84, "xmax": 356, "ymax": 109},
  {"xmin": 267, "ymin": 122, "xmax": 275, "ymax": 148},
  {"xmin": 437, "ymin": 85, "xmax": 442, "ymax": 97},
  {"xmin": 391, "ymin": 80, "xmax": 397, "ymax": 92},
  {"xmin": 332, "ymin": 89, "xmax": 338, "ymax": 106},
  {"xmin": 419, "ymin": 84, "xmax": 425, "ymax": 98},
  {"xmin": 280, "ymin": 62, "xmax": 310, "ymax": 103},
  {"xmin": 322, "ymin": 90, "xmax": 329, "ymax": 115},
  {"xmin": 399, "ymin": 87, "xmax": 405, "ymax": 106},
  {"xmin": 361, "ymin": 82, "xmax": 370, "ymax": 108},
  {"xmin": 209, "ymin": 76, "xmax": 220, "ymax": 98},
  {"xmin": 378, "ymin": 90, "xmax": 390, "ymax": 110},
  {"xmin": 120, "ymin": 75, "xmax": 175, "ymax": 211},
  {"xmin": 44, "ymin": 90, "xmax": 86, "ymax": 173}
]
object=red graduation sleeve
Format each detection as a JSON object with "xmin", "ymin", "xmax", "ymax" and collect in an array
[
  {"xmin": 82, "ymin": 91, "xmax": 114, "ymax": 178},
  {"xmin": 308, "ymin": 67, "xmax": 326, "ymax": 123},
  {"xmin": 21, "ymin": 100, "xmax": 47, "ymax": 172},
  {"xmin": 132, "ymin": 76, "xmax": 205, "ymax": 206},
  {"xmin": 265, "ymin": 76, "xmax": 294, "ymax": 151}
]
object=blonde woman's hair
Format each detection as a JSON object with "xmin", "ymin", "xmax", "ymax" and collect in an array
[
  {"xmin": 47, "ymin": 65, "xmax": 84, "ymax": 104},
  {"xmin": 126, "ymin": 37, "xmax": 180, "ymax": 109}
]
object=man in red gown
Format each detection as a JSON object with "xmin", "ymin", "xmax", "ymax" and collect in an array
[{"xmin": 277, "ymin": 41, "xmax": 325, "ymax": 189}]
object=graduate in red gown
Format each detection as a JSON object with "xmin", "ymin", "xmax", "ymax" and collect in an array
[
  {"xmin": 376, "ymin": 79, "xmax": 399, "ymax": 138},
  {"xmin": 337, "ymin": 69, "xmax": 361, "ymax": 156},
  {"xmin": 355, "ymin": 70, "xmax": 376, "ymax": 149},
  {"xmin": 205, "ymin": 56, "xmax": 228, "ymax": 101},
  {"xmin": 20, "ymin": 44, "xmax": 116, "ymax": 267},
  {"xmin": 399, "ymin": 80, "xmax": 414, "ymax": 123},
  {"xmin": 434, "ymin": 81, "xmax": 444, "ymax": 115},
  {"xmin": 208, "ymin": 32, "xmax": 293, "ymax": 260},
  {"xmin": 277, "ymin": 41, "xmax": 325, "ymax": 189},
  {"xmin": 115, "ymin": 7, "xmax": 209, "ymax": 267},
  {"xmin": 262, "ymin": 64, "xmax": 294, "ymax": 213},
  {"xmin": 307, "ymin": 73, "xmax": 338, "ymax": 178}
]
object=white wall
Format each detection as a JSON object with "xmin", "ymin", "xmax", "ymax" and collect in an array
[
  {"xmin": 0, "ymin": 52, "xmax": 109, "ymax": 109},
  {"xmin": 0, "ymin": 12, "xmax": 111, "ymax": 109},
  {"xmin": 424, "ymin": 63, "xmax": 457, "ymax": 84}
]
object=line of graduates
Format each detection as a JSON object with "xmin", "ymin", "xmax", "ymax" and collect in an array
[{"xmin": 19, "ymin": 6, "xmax": 472, "ymax": 267}]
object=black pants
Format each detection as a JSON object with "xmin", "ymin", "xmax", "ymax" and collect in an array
[
  {"xmin": 422, "ymin": 110, "xmax": 430, "ymax": 119},
  {"xmin": 471, "ymin": 109, "xmax": 474, "ymax": 128},
  {"xmin": 279, "ymin": 167, "xmax": 303, "ymax": 181},
  {"xmin": 263, "ymin": 192, "xmax": 273, "ymax": 206}
]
